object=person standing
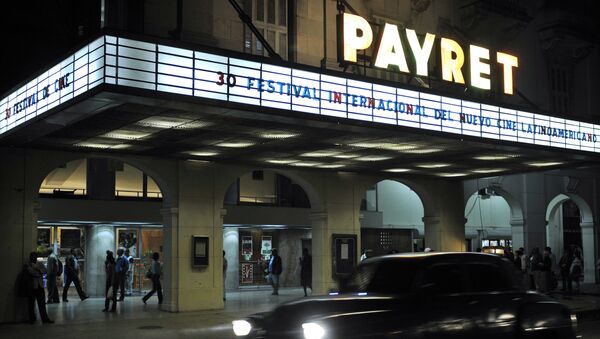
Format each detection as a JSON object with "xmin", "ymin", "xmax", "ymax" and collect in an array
[
  {"xmin": 142, "ymin": 252, "xmax": 163, "ymax": 305},
  {"xmin": 62, "ymin": 248, "xmax": 88, "ymax": 302},
  {"xmin": 559, "ymin": 247, "xmax": 574, "ymax": 292},
  {"xmin": 103, "ymin": 251, "xmax": 118, "ymax": 312},
  {"xmin": 269, "ymin": 248, "xmax": 283, "ymax": 295},
  {"xmin": 223, "ymin": 251, "xmax": 228, "ymax": 301},
  {"xmin": 46, "ymin": 250, "xmax": 61, "ymax": 304},
  {"xmin": 125, "ymin": 249, "xmax": 134, "ymax": 296},
  {"xmin": 26, "ymin": 252, "xmax": 53, "ymax": 324},
  {"xmin": 115, "ymin": 248, "xmax": 129, "ymax": 301},
  {"xmin": 299, "ymin": 248, "xmax": 312, "ymax": 297},
  {"xmin": 539, "ymin": 248, "xmax": 552, "ymax": 292},
  {"xmin": 570, "ymin": 249, "xmax": 583, "ymax": 293},
  {"xmin": 528, "ymin": 248, "xmax": 542, "ymax": 290}
]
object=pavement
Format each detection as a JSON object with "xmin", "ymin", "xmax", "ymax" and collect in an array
[{"xmin": 0, "ymin": 285, "xmax": 599, "ymax": 339}]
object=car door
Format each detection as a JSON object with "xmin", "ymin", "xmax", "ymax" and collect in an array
[{"xmin": 410, "ymin": 261, "xmax": 474, "ymax": 338}]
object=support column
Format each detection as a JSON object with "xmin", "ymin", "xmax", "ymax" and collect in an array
[
  {"xmin": 161, "ymin": 207, "xmax": 179, "ymax": 312},
  {"xmin": 581, "ymin": 221, "xmax": 596, "ymax": 283},
  {"xmin": 85, "ymin": 225, "xmax": 115, "ymax": 297},
  {"xmin": 510, "ymin": 219, "xmax": 525, "ymax": 250},
  {"xmin": 422, "ymin": 180, "xmax": 465, "ymax": 252},
  {"xmin": 309, "ymin": 212, "xmax": 330, "ymax": 294}
]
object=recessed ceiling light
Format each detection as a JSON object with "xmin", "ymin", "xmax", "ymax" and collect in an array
[
  {"xmin": 292, "ymin": 162, "xmax": 321, "ymax": 167},
  {"xmin": 474, "ymin": 154, "xmax": 519, "ymax": 161},
  {"xmin": 260, "ymin": 132, "xmax": 299, "ymax": 139},
  {"xmin": 111, "ymin": 144, "xmax": 131, "ymax": 150},
  {"xmin": 102, "ymin": 129, "xmax": 152, "ymax": 140},
  {"xmin": 187, "ymin": 151, "xmax": 219, "ymax": 157},
  {"xmin": 266, "ymin": 159, "xmax": 297, "ymax": 164},
  {"xmin": 437, "ymin": 172, "xmax": 468, "ymax": 177},
  {"xmin": 301, "ymin": 151, "xmax": 339, "ymax": 157},
  {"xmin": 402, "ymin": 148, "xmax": 442, "ymax": 154},
  {"xmin": 333, "ymin": 154, "xmax": 360, "ymax": 159},
  {"xmin": 471, "ymin": 168, "xmax": 506, "ymax": 174},
  {"xmin": 355, "ymin": 156, "xmax": 392, "ymax": 161},
  {"xmin": 384, "ymin": 168, "xmax": 411, "ymax": 173},
  {"xmin": 350, "ymin": 142, "xmax": 419, "ymax": 151},
  {"xmin": 317, "ymin": 164, "xmax": 345, "ymax": 169},
  {"xmin": 136, "ymin": 116, "xmax": 192, "ymax": 129},
  {"xmin": 75, "ymin": 142, "xmax": 115, "ymax": 149},
  {"xmin": 527, "ymin": 161, "xmax": 564, "ymax": 167},
  {"xmin": 216, "ymin": 142, "xmax": 255, "ymax": 148},
  {"xmin": 175, "ymin": 121, "xmax": 211, "ymax": 129},
  {"xmin": 417, "ymin": 163, "xmax": 450, "ymax": 169}
]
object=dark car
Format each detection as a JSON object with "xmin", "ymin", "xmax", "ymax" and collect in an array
[{"xmin": 232, "ymin": 252, "xmax": 577, "ymax": 339}]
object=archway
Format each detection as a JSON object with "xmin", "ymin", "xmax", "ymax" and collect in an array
[
  {"xmin": 36, "ymin": 156, "xmax": 169, "ymax": 298},
  {"xmin": 221, "ymin": 169, "xmax": 315, "ymax": 296},
  {"xmin": 546, "ymin": 193, "xmax": 595, "ymax": 283},
  {"xmin": 464, "ymin": 186, "xmax": 524, "ymax": 253},
  {"xmin": 360, "ymin": 179, "xmax": 425, "ymax": 257}
]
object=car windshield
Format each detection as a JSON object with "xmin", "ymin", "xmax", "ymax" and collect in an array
[{"xmin": 344, "ymin": 260, "xmax": 419, "ymax": 294}]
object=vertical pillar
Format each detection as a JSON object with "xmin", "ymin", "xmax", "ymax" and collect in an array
[
  {"xmin": 85, "ymin": 225, "xmax": 115, "ymax": 297},
  {"xmin": 223, "ymin": 226, "xmax": 239, "ymax": 290},
  {"xmin": 161, "ymin": 207, "xmax": 179, "ymax": 312},
  {"xmin": 422, "ymin": 180, "xmax": 465, "ymax": 252},
  {"xmin": 581, "ymin": 221, "xmax": 596, "ymax": 283},
  {"xmin": 309, "ymin": 212, "xmax": 330, "ymax": 294},
  {"xmin": 510, "ymin": 219, "xmax": 525, "ymax": 250},
  {"xmin": 87, "ymin": 158, "xmax": 116, "ymax": 200}
]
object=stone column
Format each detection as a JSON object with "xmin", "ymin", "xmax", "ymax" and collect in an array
[
  {"xmin": 309, "ymin": 211, "xmax": 331, "ymax": 294},
  {"xmin": 510, "ymin": 218, "xmax": 525, "ymax": 250},
  {"xmin": 580, "ymin": 221, "xmax": 596, "ymax": 283},
  {"xmin": 223, "ymin": 226, "xmax": 239, "ymax": 290},
  {"xmin": 161, "ymin": 207, "xmax": 179, "ymax": 312},
  {"xmin": 85, "ymin": 225, "xmax": 115, "ymax": 297},
  {"xmin": 422, "ymin": 180, "xmax": 466, "ymax": 252}
]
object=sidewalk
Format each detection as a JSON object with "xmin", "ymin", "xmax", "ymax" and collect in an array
[
  {"xmin": 550, "ymin": 283, "xmax": 600, "ymax": 318},
  {"xmin": 0, "ymin": 288, "xmax": 305, "ymax": 339}
]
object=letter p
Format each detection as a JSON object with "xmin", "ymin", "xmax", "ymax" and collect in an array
[{"xmin": 340, "ymin": 13, "xmax": 373, "ymax": 63}]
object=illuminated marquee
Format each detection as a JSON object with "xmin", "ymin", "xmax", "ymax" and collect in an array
[
  {"xmin": 0, "ymin": 35, "xmax": 598, "ymax": 155},
  {"xmin": 338, "ymin": 13, "xmax": 519, "ymax": 95}
]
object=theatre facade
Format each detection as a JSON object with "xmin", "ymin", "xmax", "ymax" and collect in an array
[{"xmin": 1, "ymin": 0, "xmax": 599, "ymax": 322}]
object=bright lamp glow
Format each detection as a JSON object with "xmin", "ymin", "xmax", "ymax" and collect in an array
[
  {"xmin": 406, "ymin": 29, "xmax": 435, "ymax": 77},
  {"xmin": 497, "ymin": 52, "xmax": 519, "ymax": 95},
  {"xmin": 302, "ymin": 322, "xmax": 326, "ymax": 339},
  {"xmin": 373, "ymin": 23, "xmax": 409, "ymax": 72},
  {"xmin": 343, "ymin": 13, "xmax": 373, "ymax": 62},
  {"xmin": 470, "ymin": 45, "xmax": 491, "ymax": 90},
  {"xmin": 440, "ymin": 38, "xmax": 465, "ymax": 84},
  {"xmin": 232, "ymin": 320, "xmax": 252, "ymax": 336}
]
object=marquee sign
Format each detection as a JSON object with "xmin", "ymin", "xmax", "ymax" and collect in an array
[{"xmin": 0, "ymin": 35, "xmax": 598, "ymax": 154}]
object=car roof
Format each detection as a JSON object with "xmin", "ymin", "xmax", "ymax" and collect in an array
[{"xmin": 360, "ymin": 252, "xmax": 505, "ymax": 265}]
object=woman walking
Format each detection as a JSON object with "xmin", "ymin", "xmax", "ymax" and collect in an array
[
  {"xmin": 103, "ymin": 250, "xmax": 117, "ymax": 312},
  {"xmin": 142, "ymin": 252, "xmax": 163, "ymax": 305},
  {"xmin": 299, "ymin": 248, "xmax": 312, "ymax": 297}
]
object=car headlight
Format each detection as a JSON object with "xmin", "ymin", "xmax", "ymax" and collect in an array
[
  {"xmin": 232, "ymin": 320, "xmax": 252, "ymax": 336},
  {"xmin": 302, "ymin": 322, "xmax": 326, "ymax": 339}
]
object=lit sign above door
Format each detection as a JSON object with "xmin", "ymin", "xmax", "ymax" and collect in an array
[
  {"xmin": 337, "ymin": 13, "xmax": 519, "ymax": 95},
  {"xmin": 0, "ymin": 35, "xmax": 598, "ymax": 154}
]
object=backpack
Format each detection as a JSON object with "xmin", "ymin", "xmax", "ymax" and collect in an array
[{"xmin": 15, "ymin": 264, "xmax": 33, "ymax": 298}]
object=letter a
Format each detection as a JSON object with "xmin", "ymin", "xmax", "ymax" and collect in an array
[{"xmin": 374, "ymin": 23, "xmax": 409, "ymax": 73}]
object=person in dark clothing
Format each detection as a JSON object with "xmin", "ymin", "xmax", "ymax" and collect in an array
[
  {"xmin": 115, "ymin": 248, "xmax": 129, "ymax": 301},
  {"xmin": 514, "ymin": 249, "xmax": 523, "ymax": 271},
  {"xmin": 46, "ymin": 250, "xmax": 61, "ymax": 304},
  {"xmin": 103, "ymin": 251, "xmax": 118, "ymax": 312},
  {"xmin": 142, "ymin": 252, "xmax": 163, "ymax": 305},
  {"xmin": 529, "ymin": 247, "xmax": 542, "ymax": 290},
  {"xmin": 299, "ymin": 248, "xmax": 312, "ymax": 297},
  {"xmin": 559, "ymin": 247, "xmax": 574, "ymax": 292},
  {"xmin": 269, "ymin": 248, "xmax": 283, "ymax": 295},
  {"xmin": 26, "ymin": 252, "xmax": 53, "ymax": 324},
  {"xmin": 62, "ymin": 248, "xmax": 88, "ymax": 302},
  {"xmin": 539, "ymin": 247, "xmax": 553, "ymax": 292}
]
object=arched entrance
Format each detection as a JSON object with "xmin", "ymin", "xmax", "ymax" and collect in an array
[
  {"xmin": 36, "ymin": 156, "xmax": 168, "ymax": 298},
  {"xmin": 360, "ymin": 179, "xmax": 425, "ymax": 257},
  {"xmin": 221, "ymin": 169, "xmax": 314, "ymax": 296},
  {"xmin": 464, "ymin": 186, "xmax": 524, "ymax": 253},
  {"xmin": 546, "ymin": 193, "xmax": 595, "ymax": 283}
]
